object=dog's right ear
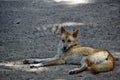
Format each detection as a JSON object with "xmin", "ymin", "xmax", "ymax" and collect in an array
[
  {"xmin": 61, "ymin": 26, "xmax": 65, "ymax": 33},
  {"xmin": 72, "ymin": 30, "xmax": 79, "ymax": 38}
]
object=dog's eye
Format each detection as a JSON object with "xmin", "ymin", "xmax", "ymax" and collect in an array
[
  {"xmin": 68, "ymin": 40, "xmax": 71, "ymax": 42},
  {"xmin": 62, "ymin": 39, "xmax": 65, "ymax": 42}
]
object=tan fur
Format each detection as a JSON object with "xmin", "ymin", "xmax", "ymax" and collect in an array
[{"xmin": 24, "ymin": 27, "xmax": 115, "ymax": 74}]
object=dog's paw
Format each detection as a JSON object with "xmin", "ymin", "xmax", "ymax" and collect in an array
[
  {"xmin": 23, "ymin": 59, "xmax": 33, "ymax": 64},
  {"xmin": 23, "ymin": 59, "xmax": 34, "ymax": 64},
  {"xmin": 30, "ymin": 63, "xmax": 44, "ymax": 68},
  {"xmin": 69, "ymin": 70, "xmax": 77, "ymax": 75}
]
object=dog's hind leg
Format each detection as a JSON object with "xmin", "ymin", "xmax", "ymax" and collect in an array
[
  {"xmin": 69, "ymin": 57, "xmax": 88, "ymax": 75},
  {"xmin": 90, "ymin": 60, "xmax": 114, "ymax": 73},
  {"xmin": 69, "ymin": 63, "xmax": 88, "ymax": 75}
]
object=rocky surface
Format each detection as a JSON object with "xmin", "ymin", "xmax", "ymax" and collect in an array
[{"xmin": 0, "ymin": 0, "xmax": 120, "ymax": 80}]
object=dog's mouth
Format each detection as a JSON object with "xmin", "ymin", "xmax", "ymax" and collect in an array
[
  {"xmin": 62, "ymin": 46, "xmax": 70, "ymax": 52},
  {"xmin": 61, "ymin": 44, "xmax": 77, "ymax": 52}
]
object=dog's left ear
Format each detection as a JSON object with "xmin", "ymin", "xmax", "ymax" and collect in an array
[{"xmin": 73, "ymin": 30, "xmax": 79, "ymax": 38}]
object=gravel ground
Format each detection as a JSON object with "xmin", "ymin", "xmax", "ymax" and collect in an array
[{"xmin": 0, "ymin": 0, "xmax": 120, "ymax": 80}]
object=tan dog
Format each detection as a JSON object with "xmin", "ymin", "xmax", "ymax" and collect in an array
[{"xmin": 23, "ymin": 27, "xmax": 115, "ymax": 74}]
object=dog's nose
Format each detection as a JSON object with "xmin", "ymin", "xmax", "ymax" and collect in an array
[{"xmin": 63, "ymin": 46, "xmax": 67, "ymax": 50}]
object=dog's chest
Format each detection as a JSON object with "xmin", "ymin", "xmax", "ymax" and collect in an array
[{"xmin": 64, "ymin": 54, "xmax": 83, "ymax": 65}]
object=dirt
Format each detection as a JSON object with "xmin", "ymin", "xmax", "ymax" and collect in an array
[{"xmin": 0, "ymin": 0, "xmax": 120, "ymax": 80}]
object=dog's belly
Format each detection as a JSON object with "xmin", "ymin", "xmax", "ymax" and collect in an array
[{"xmin": 64, "ymin": 54, "xmax": 83, "ymax": 65}]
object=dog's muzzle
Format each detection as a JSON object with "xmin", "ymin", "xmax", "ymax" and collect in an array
[{"xmin": 62, "ymin": 45, "xmax": 70, "ymax": 52}]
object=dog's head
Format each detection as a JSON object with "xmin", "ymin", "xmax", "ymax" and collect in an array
[{"xmin": 60, "ymin": 27, "xmax": 79, "ymax": 52}]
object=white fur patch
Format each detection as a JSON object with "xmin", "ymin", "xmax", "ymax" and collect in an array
[
  {"xmin": 30, "ymin": 63, "xmax": 44, "ymax": 68},
  {"xmin": 89, "ymin": 51, "xmax": 109, "ymax": 64}
]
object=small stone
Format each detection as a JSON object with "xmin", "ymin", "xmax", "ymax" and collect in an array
[{"xmin": 14, "ymin": 18, "xmax": 21, "ymax": 24}]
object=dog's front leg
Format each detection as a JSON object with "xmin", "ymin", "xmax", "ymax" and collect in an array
[
  {"xmin": 23, "ymin": 57, "xmax": 58, "ymax": 64},
  {"xmin": 30, "ymin": 58, "xmax": 65, "ymax": 68},
  {"xmin": 23, "ymin": 44, "xmax": 62, "ymax": 64}
]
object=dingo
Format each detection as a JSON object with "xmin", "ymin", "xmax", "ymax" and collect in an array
[{"xmin": 23, "ymin": 27, "xmax": 115, "ymax": 74}]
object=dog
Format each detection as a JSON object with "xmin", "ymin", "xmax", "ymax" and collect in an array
[{"xmin": 23, "ymin": 27, "xmax": 115, "ymax": 74}]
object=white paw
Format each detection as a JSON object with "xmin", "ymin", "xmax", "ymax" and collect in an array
[
  {"xmin": 30, "ymin": 63, "xmax": 44, "ymax": 68},
  {"xmin": 69, "ymin": 70, "xmax": 76, "ymax": 75},
  {"xmin": 69, "ymin": 68, "xmax": 80, "ymax": 75},
  {"xmin": 23, "ymin": 59, "xmax": 35, "ymax": 64}
]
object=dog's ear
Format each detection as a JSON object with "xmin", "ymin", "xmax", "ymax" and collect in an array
[
  {"xmin": 61, "ymin": 26, "xmax": 65, "ymax": 33},
  {"xmin": 73, "ymin": 30, "xmax": 79, "ymax": 38}
]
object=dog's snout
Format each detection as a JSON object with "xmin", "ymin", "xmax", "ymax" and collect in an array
[
  {"xmin": 62, "ymin": 44, "xmax": 69, "ymax": 51},
  {"xmin": 63, "ymin": 46, "xmax": 67, "ymax": 50}
]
